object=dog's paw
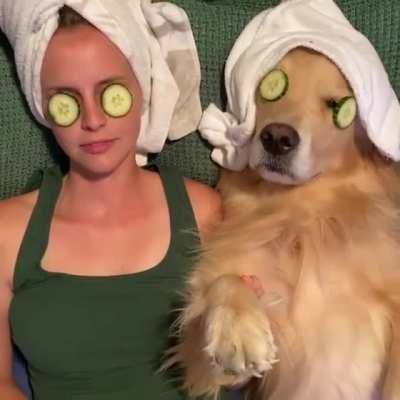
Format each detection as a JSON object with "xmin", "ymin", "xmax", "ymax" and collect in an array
[{"xmin": 203, "ymin": 304, "xmax": 278, "ymax": 380}]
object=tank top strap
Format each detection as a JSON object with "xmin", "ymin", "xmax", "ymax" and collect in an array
[
  {"xmin": 157, "ymin": 165, "xmax": 201, "ymax": 258},
  {"xmin": 13, "ymin": 166, "xmax": 63, "ymax": 292}
]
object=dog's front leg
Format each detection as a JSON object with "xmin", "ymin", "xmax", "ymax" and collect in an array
[
  {"xmin": 174, "ymin": 274, "xmax": 277, "ymax": 397},
  {"xmin": 382, "ymin": 315, "xmax": 400, "ymax": 400},
  {"xmin": 203, "ymin": 274, "xmax": 277, "ymax": 379}
]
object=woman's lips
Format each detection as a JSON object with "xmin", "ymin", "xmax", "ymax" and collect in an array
[{"xmin": 80, "ymin": 139, "xmax": 116, "ymax": 155}]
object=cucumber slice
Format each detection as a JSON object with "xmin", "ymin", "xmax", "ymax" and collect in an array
[
  {"xmin": 101, "ymin": 84, "xmax": 133, "ymax": 118},
  {"xmin": 48, "ymin": 93, "xmax": 80, "ymax": 127},
  {"xmin": 259, "ymin": 69, "xmax": 289, "ymax": 101},
  {"xmin": 333, "ymin": 96, "xmax": 357, "ymax": 129}
]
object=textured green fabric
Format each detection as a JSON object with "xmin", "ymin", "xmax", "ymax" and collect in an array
[
  {"xmin": 0, "ymin": 0, "xmax": 399, "ymax": 198},
  {"xmin": 9, "ymin": 165, "xmax": 206, "ymax": 399}
]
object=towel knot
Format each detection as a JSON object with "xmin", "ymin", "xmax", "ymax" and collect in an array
[{"xmin": 199, "ymin": 103, "xmax": 251, "ymax": 170}]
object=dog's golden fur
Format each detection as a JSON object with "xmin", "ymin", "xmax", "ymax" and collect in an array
[{"xmin": 170, "ymin": 48, "xmax": 400, "ymax": 399}]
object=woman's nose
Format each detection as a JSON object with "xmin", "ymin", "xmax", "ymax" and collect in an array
[{"xmin": 80, "ymin": 96, "xmax": 107, "ymax": 132}]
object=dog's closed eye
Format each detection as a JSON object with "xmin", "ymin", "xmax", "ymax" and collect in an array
[
  {"xmin": 326, "ymin": 99, "xmax": 338, "ymax": 109},
  {"xmin": 325, "ymin": 96, "xmax": 357, "ymax": 129}
]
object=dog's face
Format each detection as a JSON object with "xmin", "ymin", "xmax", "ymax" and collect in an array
[{"xmin": 250, "ymin": 47, "xmax": 359, "ymax": 185}]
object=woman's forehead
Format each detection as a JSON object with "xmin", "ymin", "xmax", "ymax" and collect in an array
[
  {"xmin": 41, "ymin": 25, "xmax": 135, "ymax": 86},
  {"xmin": 46, "ymin": 25, "xmax": 127, "ymax": 62}
]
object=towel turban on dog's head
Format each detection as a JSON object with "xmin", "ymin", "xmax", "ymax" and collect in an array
[{"xmin": 199, "ymin": 0, "xmax": 400, "ymax": 170}]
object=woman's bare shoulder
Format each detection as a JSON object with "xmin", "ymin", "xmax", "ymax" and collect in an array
[
  {"xmin": 0, "ymin": 190, "xmax": 38, "ymax": 225},
  {"xmin": 0, "ymin": 191, "xmax": 39, "ymax": 285},
  {"xmin": 184, "ymin": 178, "xmax": 222, "ymax": 236}
]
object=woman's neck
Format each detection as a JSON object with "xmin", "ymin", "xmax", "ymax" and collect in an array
[{"xmin": 57, "ymin": 158, "xmax": 154, "ymax": 223}]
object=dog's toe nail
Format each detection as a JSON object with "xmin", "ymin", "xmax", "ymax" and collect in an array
[
  {"xmin": 231, "ymin": 344, "xmax": 238, "ymax": 354},
  {"xmin": 224, "ymin": 367, "xmax": 237, "ymax": 376},
  {"xmin": 248, "ymin": 362, "xmax": 257, "ymax": 370}
]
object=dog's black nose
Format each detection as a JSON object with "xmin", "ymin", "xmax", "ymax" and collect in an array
[{"xmin": 260, "ymin": 123, "xmax": 300, "ymax": 156}]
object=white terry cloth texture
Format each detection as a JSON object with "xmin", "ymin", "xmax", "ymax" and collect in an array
[
  {"xmin": 0, "ymin": 0, "xmax": 202, "ymax": 165},
  {"xmin": 199, "ymin": 0, "xmax": 400, "ymax": 170}
]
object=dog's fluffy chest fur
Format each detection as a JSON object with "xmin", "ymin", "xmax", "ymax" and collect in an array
[{"xmin": 216, "ymin": 166, "xmax": 400, "ymax": 299}]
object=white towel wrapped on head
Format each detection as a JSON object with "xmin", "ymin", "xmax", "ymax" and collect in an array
[
  {"xmin": 0, "ymin": 0, "xmax": 202, "ymax": 165},
  {"xmin": 199, "ymin": 0, "xmax": 400, "ymax": 170}
]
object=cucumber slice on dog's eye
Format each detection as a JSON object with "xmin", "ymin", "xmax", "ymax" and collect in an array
[
  {"xmin": 101, "ymin": 83, "xmax": 133, "ymax": 118},
  {"xmin": 259, "ymin": 69, "xmax": 289, "ymax": 101},
  {"xmin": 48, "ymin": 93, "xmax": 80, "ymax": 127},
  {"xmin": 333, "ymin": 96, "xmax": 357, "ymax": 129}
]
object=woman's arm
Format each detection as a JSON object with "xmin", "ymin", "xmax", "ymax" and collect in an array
[
  {"xmin": 184, "ymin": 179, "xmax": 222, "ymax": 239},
  {"xmin": 0, "ymin": 382, "xmax": 27, "ymax": 400},
  {"xmin": 0, "ymin": 247, "xmax": 27, "ymax": 400}
]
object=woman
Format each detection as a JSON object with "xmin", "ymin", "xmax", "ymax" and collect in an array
[{"xmin": 0, "ymin": 5, "xmax": 223, "ymax": 399}]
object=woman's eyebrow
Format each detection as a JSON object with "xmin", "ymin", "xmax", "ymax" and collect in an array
[
  {"xmin": 97, "ymin": 76, "xmax": 127, "ymax": 85},
  {"xmin": 45, "ymin": 76, "xmax": 127, "ymax": 93},
  {"xmin": 45, "ymin": 85, "xmax": 80, "ymax": 94}
]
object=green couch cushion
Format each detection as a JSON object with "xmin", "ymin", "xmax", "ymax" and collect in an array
[{"xmin": 0, "ymin": 0, "xmax": 399, "ymax": 199}]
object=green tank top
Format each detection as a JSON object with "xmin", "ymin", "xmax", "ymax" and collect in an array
[{"xmin": 10, "ymin": 166, "xmax": 238, "ymax": 400}]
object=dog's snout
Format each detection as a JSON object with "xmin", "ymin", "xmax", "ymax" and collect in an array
[{"xmin": 260, "ymin": 123, "xmax": 300, "ymax": 156}]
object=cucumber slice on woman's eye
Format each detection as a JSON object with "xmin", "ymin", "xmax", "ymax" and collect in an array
[
  {"xmin": 48, "ymin": 93, "xmax": 80, "ymax": 127},
  {"xmin": 333, "ymin": 96, "xmax": 357, "ymax": 129},
  {"xmin": 259, "ymin": 69, "xmax": 289, "ymax": 101},
  {"xmin": 101, "ymin": 83, "xmax": 133, "ymax": 118}
]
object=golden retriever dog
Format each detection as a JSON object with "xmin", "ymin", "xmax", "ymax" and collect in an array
[{"xmin": 168, "ymin": 48, "xmax": 400, "ymax": 400}]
